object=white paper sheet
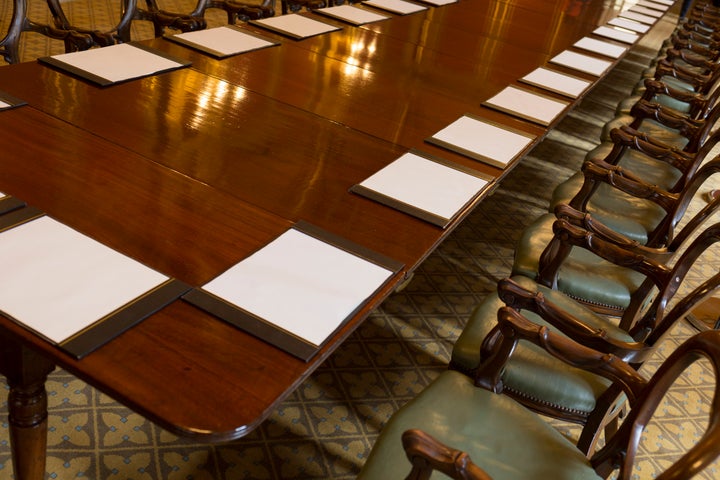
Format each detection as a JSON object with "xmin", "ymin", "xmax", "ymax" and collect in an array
[
  {"xmin": 0, "ymin": 192, "xmax": 5, "ymax": 198},
  {"xmin": 628, "ymin": 5, "xmax": 664, "ymax": 17},
  {"xmin": 483, "ymin": 86, "xmax": 569, "ymax": 126},
  {"xmin": 574, "ymin": 37, "xmax": 627, "ymax": 58},
  {"xmin": 315, "ymin": 5, "xmax": 391, "ymax": 25},
  {"xmin": 430, "ymin": 115, "xmax": 535, "ymax": 167},
  {"xmin": 202, "ymin": 228, "xmax": 394, "ymax": 347},
  {"xmin": 169, "ymin": 26, "xmax": 277, "ymax": 56},
  {"xmin": 593, "ymin": 25, "xmax": 639, "ymax": 44},
  {"xmin": 417, "ymin": 0, "xmax": 457, "ymax": 5},
  {"xmin": 358, "ymin": 152, "xmax": 490, "ymax": 222},
  {"xmin": 637, "ymin": 0, "xmax": 668, "ymax": 10},
  {"xmin": 362, "ymin": 0, "xmax": 428, "ymax": 15},
  {"xmin": 0, "ymin": 216, "xmax": 169, "ymax": 344},
  {"xmin": 0, "ymin": 100, "xmax": 10, "ymax": 109},
  {"xmin": 520, "ymin": 67, "xmax": 591, "ymax": 98},
  {"xmin": 253, "ymin": 14, "xmax": 341, "ymax": 38},
  {"xmin": 608, "ymin": 17, "xmax": 650, "ymax": 33},
  {"xmin": 619, "ymin": 10, "xmax": 657, "ymax": 24},
  {"xmin": 47, "ymin": 43, "xmax": 186, "ymax": 84},
  {"xmin": 550, "ymin": 50, "xmax": 612, "ymax": 76}
]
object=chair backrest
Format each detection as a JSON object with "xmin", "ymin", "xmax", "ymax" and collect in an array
[
  {"xmin": 632, "ymin": 222, "xmax": 720, "ymax": 345},
  {"xmin": 591, "ymin": 329, "xmax": 720, "ymax": 479}
]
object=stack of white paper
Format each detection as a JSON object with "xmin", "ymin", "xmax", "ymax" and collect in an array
[
  {"xmin": 608, "ymin": 17, "xmax": 650, "ymax": 33},
  {"xmin": 520, "ymin": 67, "xmax": 591, "ymax": 98},
  {"xmin": 550, "ymin": 50, "xmax": 612, "ymax": 76},
  {"xmin": 354, "ymin": 151, "xmax": 491, "ymax": 226},
  {"xmin": 252, "ymin": 14, "xmax": 341, "ymax": 39},
  {"xmin": 362, "ymin": 0, "xmax": 428, "ymax": 15},
  {"xmin": 483, "ymin": 86, "xmax": 569, "ymax": 126},
  {"xmin": 201, "ymin": 228, "xmax": 394, "ymax": 347},
  {"xmin": 637, "ymin": 0, "xmax": 668, "ymax": 10},
  {"xmin": 44, "ymin": 43, "xmax": 187, "ymax": 84},
  {"xmin": 574, "ymin": 37, "xmax": 627, "ymax": 58},
  {"xmin": 167, "ymin": 26, "xmax": 278, "ymax": 57},
  {"xmin": 428, "ymin": 115, "xmax": 535, "ymax": 168},
  {"xmin": 0, "ymin": 216, "xmax": 169, "ymax": 344},
  {"xmin": 628, "ymin": 5, "xmax": 664, "ymax": 17},
  {"xmin": 593, "ymin": 25, "xmax": 639, "ymax": 44},
  {"xmin": 619, "ymin": 10, "xmax": 657, "ymax": 24},
  {"xmin": 315, "ymin": 5, "xmax": 391, "ymax": 25}
]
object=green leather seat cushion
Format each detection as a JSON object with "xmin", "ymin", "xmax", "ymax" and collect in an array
[
  {"xmin": 600, "ymin": 115, "xmax": 691, "ymax": 149},
  {"xmin": 616, "ymin": 93, "xmax": 693, "ymax": 117},
  {"xmin": 579, "ymin": 141, "xmax": 684, "ymax": 191},
  {"xmin": 357, "ymin": 370, "xmax": 599, "ymax": 480},
  {"xmin": 451, "ymin": 275, "xmax": 634, "ymax": 415},
  {"xmin": 550, "ymin": 175, "xmax": 670, "ymax": 245},
  {"xmin": 511, "ymin": 214, "xmax": 648, "ymax": 310}
]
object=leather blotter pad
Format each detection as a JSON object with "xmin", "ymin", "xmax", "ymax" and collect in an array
[
  {"xmin": 38, "ymin": 43, "xmax": 192, "ymax": 87},
  {"xmin": 183, "ymin": 221, "xmax": 404, "ymax": 361},
  {"xmin": 61, "ymin": 278, "xmax": 192, "ymax": 359},
  {"xmin": 0, "ymin": 196, "xmax": 28, "ymax": 217},
  {"xmin": 164, "ymin": 26, "xmax": 280, "ymax": 59},
  {"xmin": 0, "ymin": 211, "xmax": 190, "ymax": 359},
  {"xmin": 0, "ymin": 90, "xmax": 27, "ymax": 110}
]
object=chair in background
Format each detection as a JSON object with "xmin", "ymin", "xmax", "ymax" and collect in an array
[
  {"xmin": 43, "ymin": 0, "xmax": 206, "ymax": 50},
  {"xmin": 0, "ymin": 0, "xmax": 93, "ymax": 64},
  {"xmin": 358, "ymin": 311, "xmax": 720, "ymax": 479},
  {"xmin": 451, "ymin": 220, "xmax": 720, "ymax": 453},
  {"xmin": 280, "ymin": 0, "xmax": 327, "ymax": 15}
]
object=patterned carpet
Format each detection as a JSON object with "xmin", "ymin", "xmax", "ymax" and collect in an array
[{"xmin": 1, "ymin": 1, "xmax": 720, "ymax": 478}]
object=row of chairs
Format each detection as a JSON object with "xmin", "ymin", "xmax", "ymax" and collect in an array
[
  {"xmin": 0, "ymin": 0, "xmax": 330, "ymax": 65},
  {"xmin": 356, "ymin": 1, "xmax": 720, "ymax": 478}
]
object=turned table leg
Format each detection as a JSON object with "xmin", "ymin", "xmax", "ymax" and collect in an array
[{"xmin": 0, "ymin": 336, "xmax": 55, "ymax": 480}]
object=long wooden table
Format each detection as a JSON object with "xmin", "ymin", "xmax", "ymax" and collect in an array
[{"xmin": 0, "ymin": 0, "xmax": 654, "ymax": 477}]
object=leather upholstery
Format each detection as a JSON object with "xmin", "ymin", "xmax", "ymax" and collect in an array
[
  {"xmin": 451, "ymin": 275, "xmax": 634, "ymax": 415},
  {"xmin": 356, "ymin": 370, "xmax": 599, "ymax": 480},
  {"xmin": 549, "ymin": 179, "xmax": 667, "ymax": 244},
  {"xmin": 512, "ymin": 214, "xmax": 648, "ymax": 310},
  {"xmin": 600, "ymin": 115, "xmax": 692, "ymax": 148}
]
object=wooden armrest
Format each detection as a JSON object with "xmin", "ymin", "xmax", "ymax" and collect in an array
[
  {"xmin": 402, "ymin": 429, "xmax": 492, "ymax": 480},
  {"xmin": 567, "ymin": 159, "xmax": 678, "ymax": 215},
  {"xmin": 553, "ymin": 204, "xmax": 670, "ymax": 257},
  {"xmin": 629, "ymin": 99, "xmax": 704, "ymax": 131},
  {"xmin": 654, "ymin": 59, "xmax": 706, "ymax": 91},
  {"xmin": 25, "ymin": 21, "xmax": 94, "ymax": 51},
  {"xmin": 543, "ymin": 219, "xmax": 671, "ymax": 285},
  {"xmin": 665, "ymin": 47, "xmax": 717, "ymax": 70},
  {"xmin": 481, "ymin": 307, "xmax": 647, "ymax": 400},
  {"xmin": 495, "ymin": 279, "xmax": 652, "ymax": 362},
  {"xmin": 670, "ymin": 35, "xmax": 720, "ymax": 60},
  {"xmin": 609, "ymin": 126, "xmax": 695, "ymax": 173},
  {"xmin": 641, "ymin": 78, "xmax": 708, "ymax": 111}
]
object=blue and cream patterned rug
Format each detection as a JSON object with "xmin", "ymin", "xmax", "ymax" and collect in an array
[{"xmin": 1, "ymin": 1, "xmax": 720, "ymax": 478}]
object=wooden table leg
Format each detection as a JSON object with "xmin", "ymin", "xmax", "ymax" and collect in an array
[{"xmin": 0, "ymin": 335, "xmax": 55, "ymax": 480}]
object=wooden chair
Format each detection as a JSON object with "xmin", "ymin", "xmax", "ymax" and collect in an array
[
  {"xmin": 0, "ymin": 0, "xmax": 93, "ymax": 64},
  {"xmin": 451, "ymin": 220, "xmax": 720, "ymax": 453},
  {"xmin": 359, "ymin": 310, "xmax": 720, "ymax": 479},
  {"xmin": 280, "ymin": 0, "xmax": 327, "ymax": 15},
  {"xmin": 512, "ymin": 152, "xmax": 720, "ymax": 316},
  {"xmin": 42, "ymin": 0, "xmax": 206, "ymax": 50}
]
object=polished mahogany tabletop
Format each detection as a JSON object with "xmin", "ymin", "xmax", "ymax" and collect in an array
[{"xmin": 0, "ymin": 0, "xmax": 655, "ymax": 477}]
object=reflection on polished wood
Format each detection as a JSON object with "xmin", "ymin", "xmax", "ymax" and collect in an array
[{"xmin": 0, "ymin": 0, "xmax": 650, "ymax": 478}]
